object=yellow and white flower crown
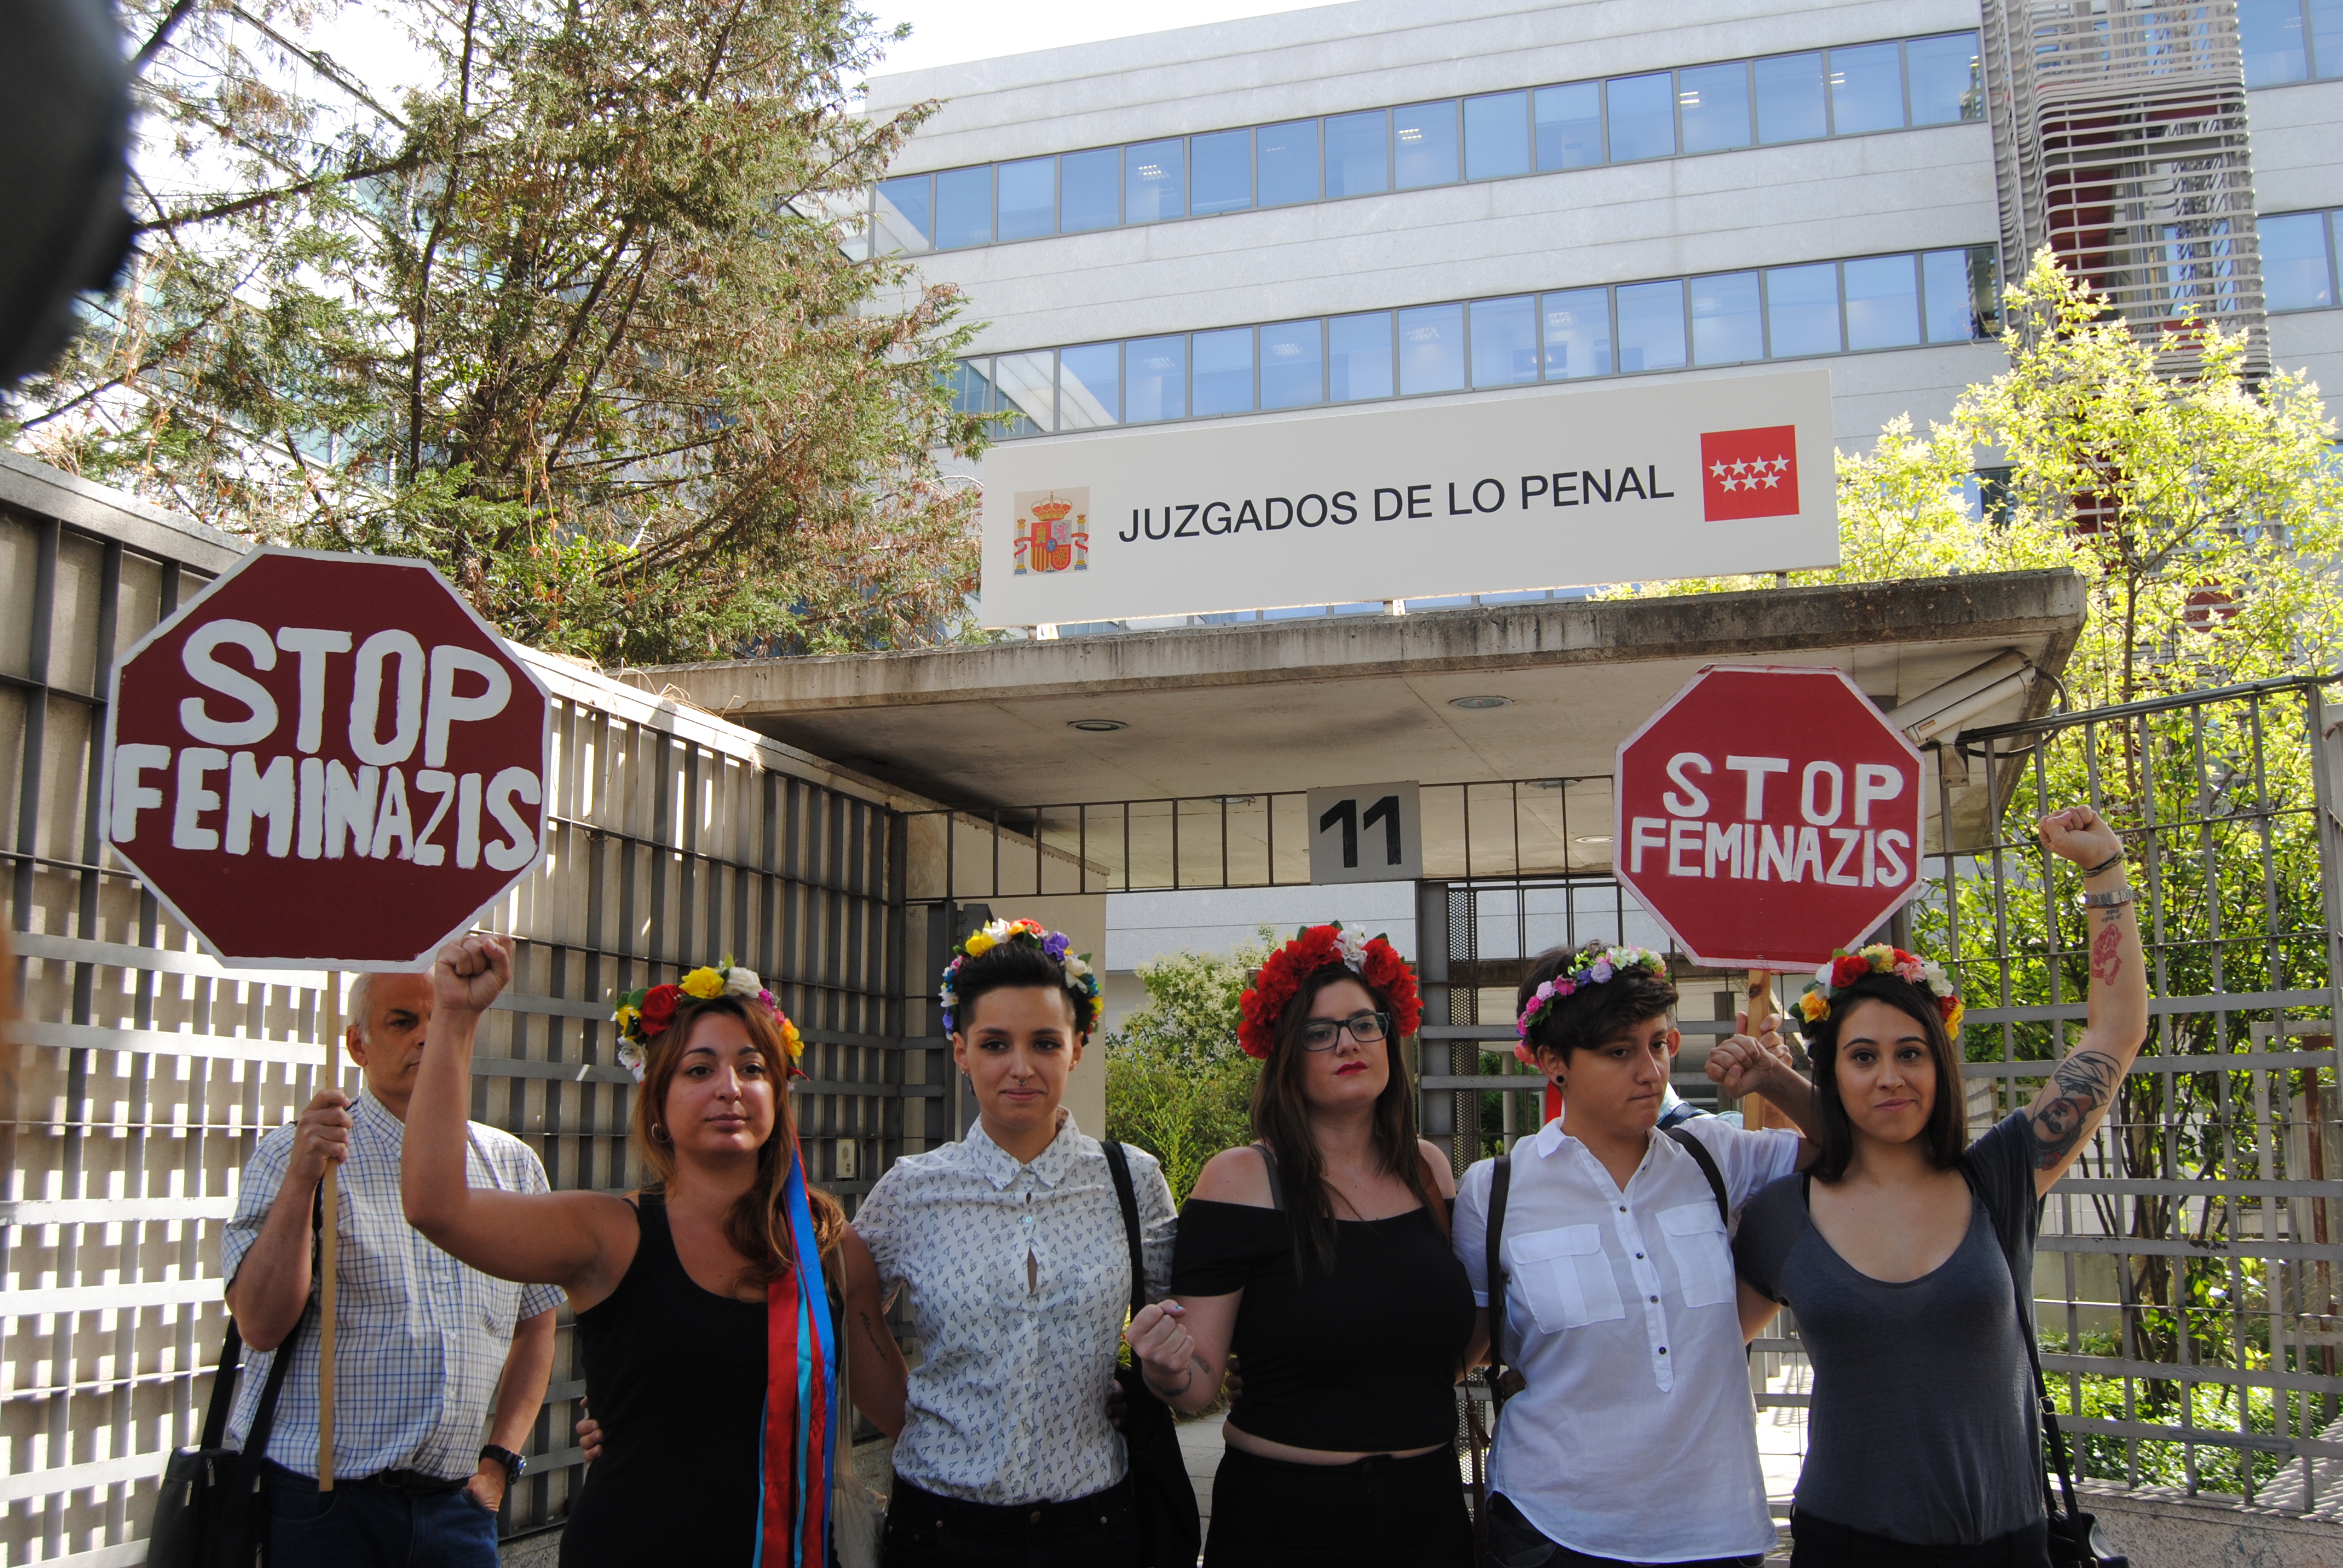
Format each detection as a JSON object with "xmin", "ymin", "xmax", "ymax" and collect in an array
[{"xmin": 611, "ymin": 957, "xmax": 805, "ymax": 1083}]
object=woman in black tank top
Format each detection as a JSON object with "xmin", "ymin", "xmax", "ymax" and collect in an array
[
  {"xmin": 404, "ymin": 940, "xmax": 907, "ymax": 1568},
  {"xmin": 1122, "ymin": 926, "xmax": 1475, "ymax": 1568}
]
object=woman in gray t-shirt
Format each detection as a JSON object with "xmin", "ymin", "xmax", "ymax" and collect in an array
[{"xmin": 1732, "ymin": 805, "xmax": 2149, "ymax": 1567}]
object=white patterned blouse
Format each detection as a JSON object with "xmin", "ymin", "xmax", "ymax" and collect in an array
[{"xmin": 853, "ymin": 1111, "xmax": 1176, "ymax": 1506}]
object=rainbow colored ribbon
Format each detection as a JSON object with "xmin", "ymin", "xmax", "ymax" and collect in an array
[{"xmin": 752, "ymin": 1145, "xmax": 834, "ymax": 1567}]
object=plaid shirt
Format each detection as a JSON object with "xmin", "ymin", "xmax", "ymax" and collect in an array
[{"xmin": 221, "ymin": 1091, "xmax": 565, "ymax": 1481}]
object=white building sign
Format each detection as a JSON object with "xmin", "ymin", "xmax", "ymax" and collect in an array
[{"xmin": 978, "ymin": 368, "xmax": 1838, "ymax": 627}]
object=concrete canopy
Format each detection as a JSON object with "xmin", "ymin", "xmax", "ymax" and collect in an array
[{"xmin": 640, "ymin": 573, "xmax": 2085, "ymax": 862}]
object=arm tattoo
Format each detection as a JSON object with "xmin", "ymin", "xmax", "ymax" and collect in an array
[
  {"xmin": 2090, "ymin": 923, "xmax": 2123, "ymax": 983},
  {"xmin": 2029, "ymin": 1048, "xmax": 2124, "ymax": 1169}
]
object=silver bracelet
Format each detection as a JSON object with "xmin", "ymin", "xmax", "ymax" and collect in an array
[{"xmin": 2079, "ymin": 886, "xmax": 2136, "ymax": 909}]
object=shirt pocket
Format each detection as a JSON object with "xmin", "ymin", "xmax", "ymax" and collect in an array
[
  {"xmin": 1657, "ymin": 1202, "xmax": 1734, "ymax": 1308},
  {"xmin": 1506, "ymin": 1223, "xmax": 1625, "ymax": 1333}
]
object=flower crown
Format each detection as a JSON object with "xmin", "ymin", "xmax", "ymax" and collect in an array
[
  {"xmin": 611, "ymin": 957, "xmax": 805, "ymax": 1083},
  {"xmin": 938, "ymin": 919, "xmax": 1099, "ymax": 1033},
  {"xmin": 1511, "ymin": 946, "xmax": 1670, "ymax": 1065},
  {"xmin": 1794, "ymin": 944, "xmax": 1964, "ymax": 1040},
  {"xmin": 1237, "ymin": 923, "xmax": 1422, "ymax": 1060}
]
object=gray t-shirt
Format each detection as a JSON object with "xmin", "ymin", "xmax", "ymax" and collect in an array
[{"xmin": 1734, "ymin": 1111, "xmax": 2043, "ymax": 1546}]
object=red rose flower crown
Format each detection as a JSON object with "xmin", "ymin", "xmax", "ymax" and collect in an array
[{"xmin": 1237, "ymin": 923, "xmax": 1422, "ymax": 1060}]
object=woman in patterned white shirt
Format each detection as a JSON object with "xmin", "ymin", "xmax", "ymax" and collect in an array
[
  {"xmin": 1124, "ymin": 924, "xmax": 1477, "ymax": 1568},
  {"xmin": 851, "ymin": 920, "xmax": 1177, "ymax": 1568}
]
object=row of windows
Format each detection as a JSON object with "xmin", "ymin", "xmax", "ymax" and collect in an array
[
  {"xmin": 2241, "ymin": 0, "xmax": 2343, "ymax": 86},
  {"xmin": 2264, "ymin": 207, "xmax": 2343, "ymax": 310},
  {"xmin": 950, "ymin": 246, "xmax": 2001, "ymax": 437},
  {"xmin": 873, "ymin": 31, "xmax": 1983, "ymax": 256}
]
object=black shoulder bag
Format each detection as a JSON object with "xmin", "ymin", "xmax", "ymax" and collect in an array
[
  {"xmin": 1101, "ymin": 1140, "xmax": 1204, "ymax": 1568},
  {"xmin": 1957, "ymin": 1164, "xmax": 2129, "ymax": 1568},
  {"xmin": 149, "ymin": 1186, "xmax": 321, "ymax": 1568}
]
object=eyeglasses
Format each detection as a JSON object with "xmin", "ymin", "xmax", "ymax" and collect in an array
[{"xmin": 1299, "ymin": 1011, "xmax": 1391, "ymax": 1051}]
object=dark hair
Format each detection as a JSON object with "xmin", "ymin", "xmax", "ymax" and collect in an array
[
  {"xmin": 1251, "ymin": 963, "xmax": 1443, "ymax": 1275},
  {"xmin": 1513, "ymin": 942, "xmax": 1680, "ymax": 1068},
  {"xmin": 950, "ymin": 936, "xmax": 1099, "ymax": 1037},
  {"xmin": 634, "ymin": 995, "xmax": 845, "ymax": 1290},
  {"xmin": 1798, "ymin": 973, "xmax": 1967, "ymax": 1181}
]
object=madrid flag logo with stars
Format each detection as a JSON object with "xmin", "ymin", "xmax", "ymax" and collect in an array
[{"xmin": 1700, "ymin": 425, "xmax": 1800, "ymax": 522}]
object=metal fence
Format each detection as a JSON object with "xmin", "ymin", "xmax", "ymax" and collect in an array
[{"xmin": 0, "ymin": 458, "xmax": 917, "ymax": 1564}]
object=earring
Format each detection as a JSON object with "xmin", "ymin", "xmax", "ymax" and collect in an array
[{"xmin": 650, "ymin": 1123, "xmax": 670, "ymax": 1145}]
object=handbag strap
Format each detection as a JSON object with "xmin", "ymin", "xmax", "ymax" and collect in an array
[
  {"xmin": 1101, "ymin": 1139, "xmax": 1147, "ymax": 1316},
  {"xmin": 833, "ymin": 1266, "xmax": 854, "ymax": 1483},
  {"xmin": 1484, "ymin": 1154, "xmax": 1513, "ymax": 1410},
  {"xmin": 1956, "ymin": 1163, "xmax": 2085, "ymax": 1530},
  {"xmin": 1662, "ymin": 1125, "xmax": 1731, "ymax": 1227},
  {"xmin": 231, "ymin": 1180, "xmax": 325, "ymax": 1466}
]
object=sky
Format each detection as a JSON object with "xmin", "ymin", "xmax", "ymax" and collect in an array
[{"xmin": 860, "ymin": 0, "xmax": 1337, "ymax": 79}]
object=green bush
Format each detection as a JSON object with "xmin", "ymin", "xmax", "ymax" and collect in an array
[{"xmin": 1103, "ymin": 930, "xmax": 1268, "ymax": 1202}]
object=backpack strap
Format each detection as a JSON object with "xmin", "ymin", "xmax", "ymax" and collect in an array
[
  {"xmin": 1663, "ymin": 1125, "xmax": 1731, "ymax": 1227},
  {"xmin": 1251, "ymin": 1142, "xmax": 1285, "ymax": 1213},
  {"xmin": 1101, "ymin": 1140, "xmax": 1147, "ymax": 1316},
  {"xmin": 1484, "ymin": 1154, "xmax": 1518, "ymax": 1408}
]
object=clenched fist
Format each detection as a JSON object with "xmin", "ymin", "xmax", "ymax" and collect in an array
[{"xmin": 1124, "ymin": 1301, "xmax": 1200, "ymax": 1400}]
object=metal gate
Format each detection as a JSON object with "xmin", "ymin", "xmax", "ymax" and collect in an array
[{"xmin": 0, "ymin": 456, "xmax": 913, "ymax": 1563}]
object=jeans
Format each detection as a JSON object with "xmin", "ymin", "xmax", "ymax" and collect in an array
[
  {"xmin": 881, "ymin": 1474, "xmax": 1140, "ymax": 1568},
  {"xmin": 260, "ymin": 1462, "xmax": 498, "ymax": 1568},
  {"xmin": 1483, "ymin": 1492, "xmax": 1766, "ymax": 1568},
  {"xmin": 1788, "ymin": 1510, "xmax": 2052, "ymax": 1568}
]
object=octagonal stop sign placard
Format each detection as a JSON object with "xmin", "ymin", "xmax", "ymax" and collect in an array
[
  {"xmin": 1614, "ymin": 665, "xmax": 1924, "ymax": 970},
  {"xmin": 101, "ymin": 547, "xmax": 551, "ymax": 970}
]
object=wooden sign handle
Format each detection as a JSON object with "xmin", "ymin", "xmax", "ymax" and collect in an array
[
  {"xmin": 318, "ymin": 983, "xmax": 339, "ymax": 1491},
  {"xmin": 1742, "ymin": 970, "xmax": 1781, "ymax": 1131}
]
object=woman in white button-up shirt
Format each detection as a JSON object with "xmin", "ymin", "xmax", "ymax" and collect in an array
[
  {"xmin": 1453, "ymin": 943, "xmax": 1822, "ymax": 1568},
  {"xmin": 852, "ymin": 921, "xmax": 1176, "ymax": 1568}
]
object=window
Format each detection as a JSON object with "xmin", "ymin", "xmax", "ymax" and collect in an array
[
  {"xmin": 997, "ymin": 157, "xmax": 1056, "ymax": 242},
  {"xmin": 1616, "ymin": 279, "xmax": 1688, "ymax": 371},
  {"xmin": 1755, "ymin": 52, "xmax": 1827, "ymax": 143},
  {"xmin": 2315, "ymin": 0, "xmax": 2343, "ymax": 77},
  {"xmin": 1258, "ymin": 120, "xmax": 1319, "ymax": 206},
  {"xmin": 935, "ymin": 165, "xmax": 993, "ymax": 249},
  {"xmin": 1394, "ymin": 101, "xmax": 1461, "ymax": 189},
  {"xmin": 1607, "ymin": 73, "xmax": 1676, "ymax": 160},
  {"xmin": 1260, "ymin": 319, "xmax": 1325, "ymax": 408},
  {"xmin": 1470, "ymin": 296, "xmax": 1539, "ymax": 387},
  {"xmin": 994, "ymin": 351, "xmax": 1054, "ymax": 435},
  {"xmin": 1126, "ymin": 335, "xmax": 1187, "ymax": 422},
  {"xmin": 1325, "ymin": 109, "xmax": 1390, "ymax": 197},
  {"xmin": 1193, "ymin": 327, "xmax": 1256, "ymax": 416},
  {"xmin": 1692, "ymin": 272, "xmax": 1763, "ymax": 364},
  {"xmin": 1125, "ymin": 139, "xmax": 1187, "ymax": 223},
  {"xmin": 1679, "ymin": 62, "xmax": 1752, "ymax": 154},
  {"xmin": 1542, "ymin": 287, "xmax": 1611, "ymax": 378},
  {"xmin": 1465, "ymin": 91, "xmax": 1532, "ymax": 179},
  {"xmin": 1920, "ymin": 249, "xmax": 1979, "ymax": 342},
  {"xmin": 2241, "ymin": 0, "xmax": 2312, "ymax": 84},
  {"xmin": 1844, "ymin": 253, "xmax": 1920, "ymax": 348},
  {"xmin": 1398, "ymin": 303, "xmax": 1466, "ymax": 394},
  {"xmin": 960, "ymin": 244, "xmax": 2000, "ymax": 433},
  {"xmin": 1060, "ymin": 149, "xmax": 1119, "ymax": 232},
  {"xmin": 1191, "ymin": 128, "xmax": 1253, "ymax": 215},
  {"xmin": 1827, "ymin": 42, "xmax": 1906, "ymax": 134},
  {"xmin": 1535, "ymin": 82, "xmax": 1604, "ymax": 169},
  {"xmin": 876, "ymin": 174, "xmax": 933, "ymax": 252},
  {"xmin": 1766, "ymin": 263, "xmax": 1841, "ymax": 356},
  {"xmin": 1058, "ymin": 343, "xmax": 1120, "ymax": 428},
  {"xmin": 2261, "ymin": 211, "xmax": 2335, "ymax": 310},
  {"xmin": 1904, "ymin": 34, "xmax": 1981, "ymax": 125},
  {"xmin": 1329, "ymin": 311, "xmax": 1394, "ymax": 400}
]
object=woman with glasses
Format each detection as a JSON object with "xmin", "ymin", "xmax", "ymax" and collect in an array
[{"xmin": 1123, "ymin": 925, "xmax": 1475, "ymax": 1568}]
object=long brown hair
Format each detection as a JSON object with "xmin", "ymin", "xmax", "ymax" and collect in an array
[
  {"xmin": 1251, "ymin": 963, "xmax": 1443, "ymax": 1275},
  {"xmin": 1800, "ymin": 974, "xmax": 1968, "ymax": 1182},
  {"xmin": 632, "ymin": 995, "xmax": 845, "ymax": 1287}
]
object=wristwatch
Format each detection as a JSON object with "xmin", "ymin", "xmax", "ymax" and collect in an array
[{"xmin": 480, "ymin": 1445, "xmax": 526, "ymax": 1483}]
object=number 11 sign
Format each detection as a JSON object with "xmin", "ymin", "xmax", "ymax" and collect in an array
[{"xmin": 1306, "ymin": 782, "xmax": 1424, "ymax": 884}]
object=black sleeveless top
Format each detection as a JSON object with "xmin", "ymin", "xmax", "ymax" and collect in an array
[
  {"xmin": 562, "ymin": 1194, "xmax": 767, "ymax": 1567},
  {"xmin": 1168, "ymin": 1148, "xmax": 1474, "ymax": 1452}
]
